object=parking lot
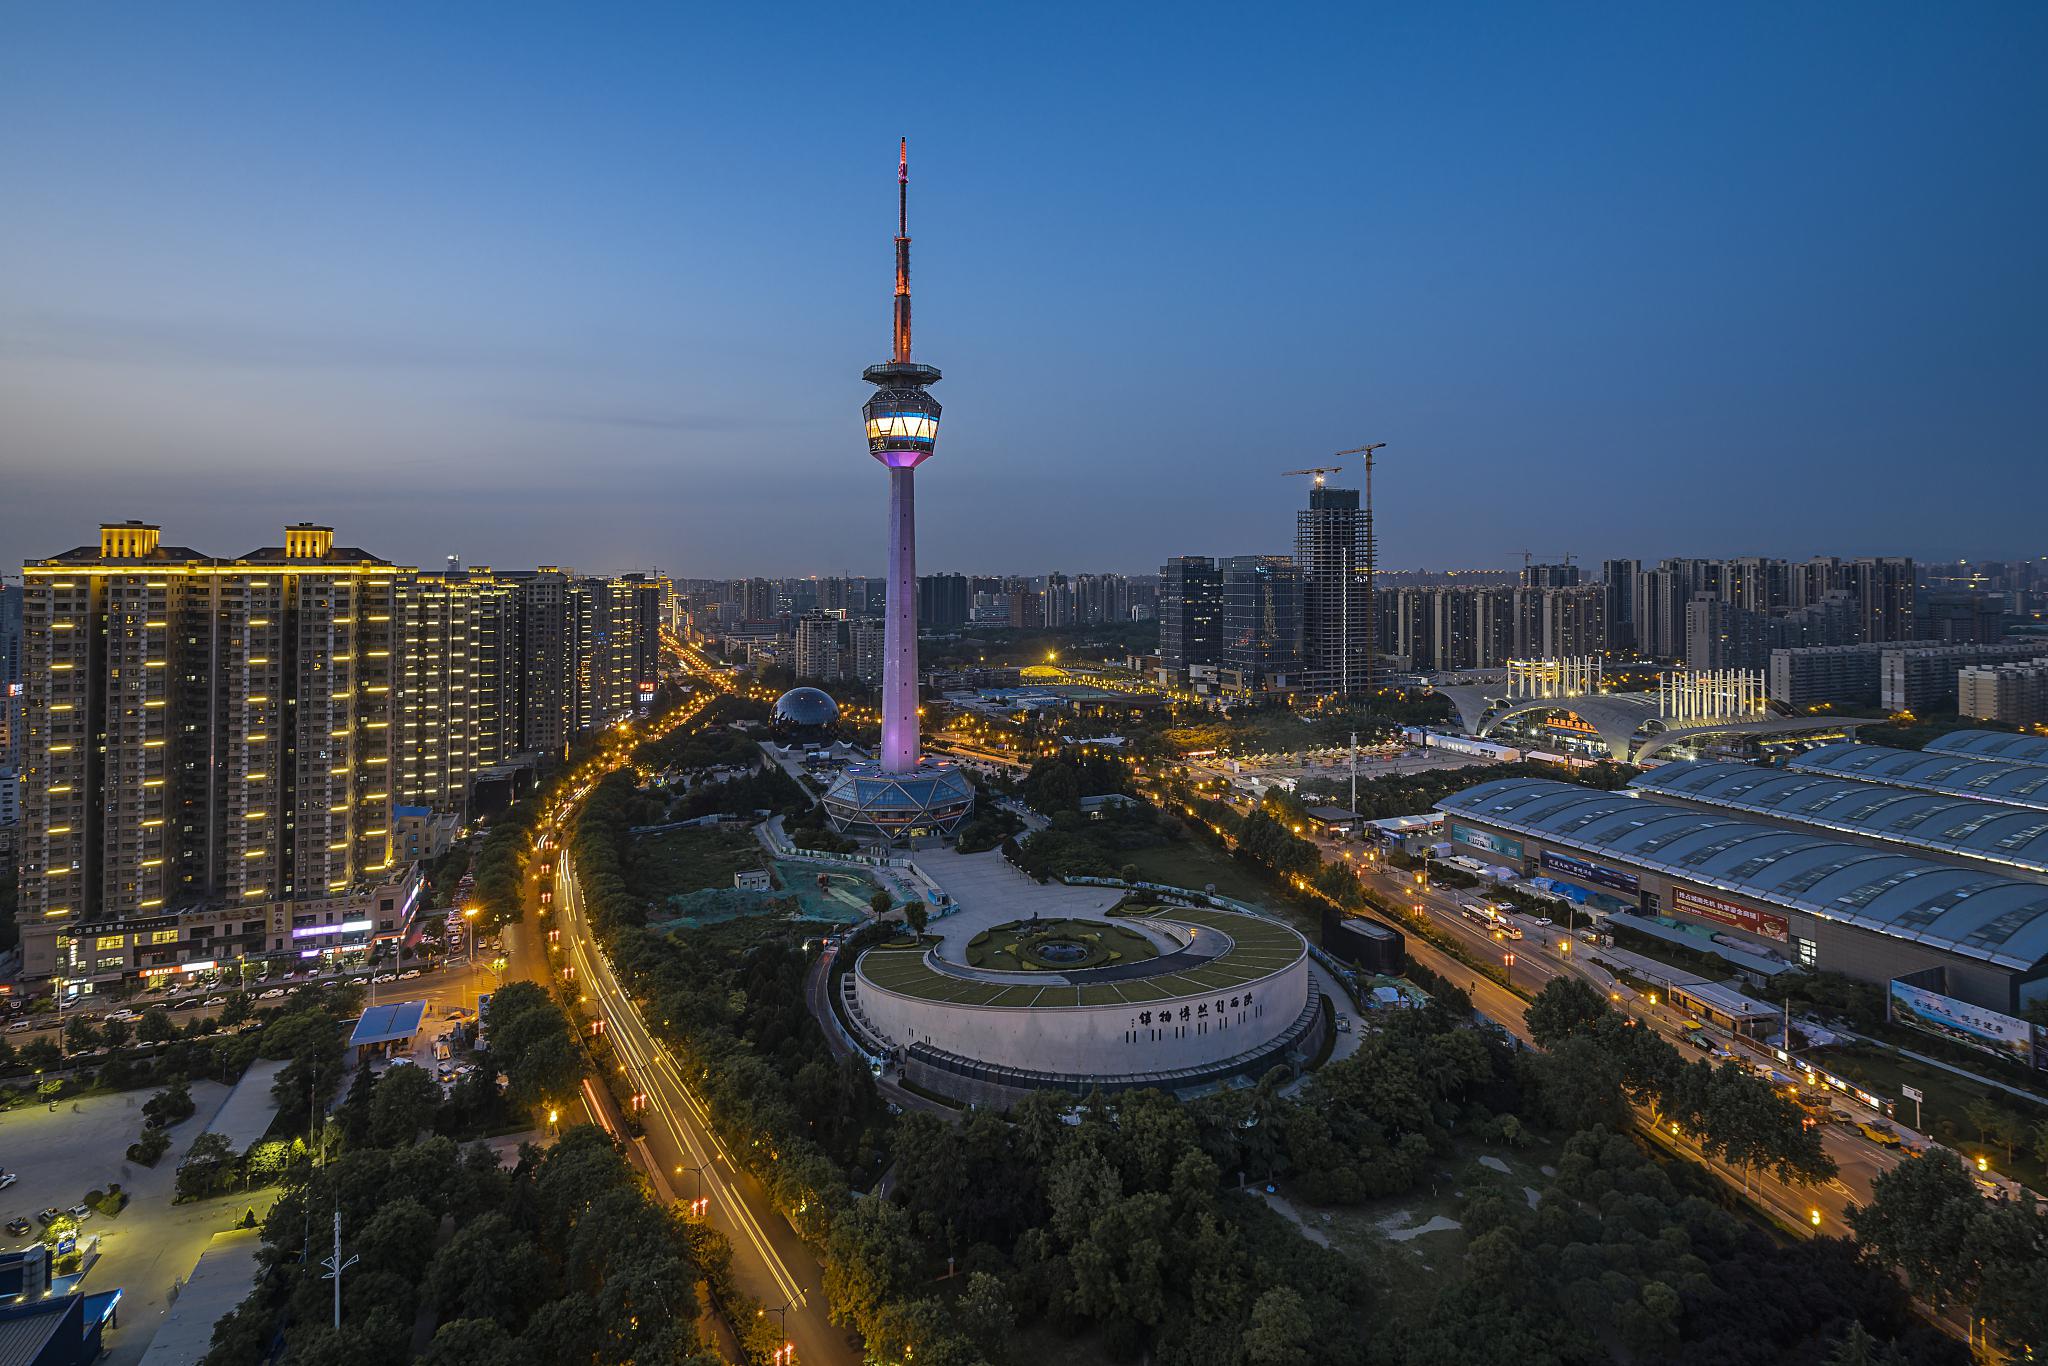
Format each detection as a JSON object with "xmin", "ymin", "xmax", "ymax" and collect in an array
[{"xmin": 0, "ymin": 1083, "xmax": 277, "ymax": 1364}]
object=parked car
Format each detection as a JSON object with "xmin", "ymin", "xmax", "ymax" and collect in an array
[
  {"xmin": 203, "ymin": 996, "xmax": 228, "ymax": 1009},
  {"xmin": 67, "ymin": 1204, "xmax": 90, "ymax": 1221},
  {"xmin": 258, "ymin": 988, "xmax": 287, "ymax": 1001},
  {"xmin": 0, "ymin": 1172, "xmax": 17, "ymax": 1190},
  {"xmin": 35, "ymin": 1208, "xmax": 60, "ymax": 1226},
  {"xmin": 5, "ymin": 1218, "xmax": 30, "ymax": 1237},
  {"xmin": 170, "ymin": 998, "xmax": 202, "ymax": 1011},
  {"xmin": 5, "ymin": 1021, "xmax": 34, "ymax": 1034},
  {"xmin": 398, "ymin": 969, "xmax": 421, "ymax": 980},
  {"xmin": 371, "ymin": 973, "xmax": 397, "ymax": 984}
]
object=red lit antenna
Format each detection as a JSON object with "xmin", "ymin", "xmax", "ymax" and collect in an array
[{"xmin": 893, "ymin": 138, "xmax": 912, "ymax": 363}]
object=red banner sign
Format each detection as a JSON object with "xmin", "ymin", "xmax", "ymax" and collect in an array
[{"xmin": 1674, "ymin": 887, "xmax": 1788, "ymax": 942}]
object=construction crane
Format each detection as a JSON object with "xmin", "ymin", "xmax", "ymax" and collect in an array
[
  {"xmin": 1282, "ymin": 466, "xmax": 1343, "ymax": 487},
  {"xmin": 1331, "ymin": 443, "xmax": 1388, "ymax": 697}
]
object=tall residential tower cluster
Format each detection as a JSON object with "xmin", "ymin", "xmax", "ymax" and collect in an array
[{"xmin": 12, "ymin": 520, "xmax": 668, "ymax": 987}]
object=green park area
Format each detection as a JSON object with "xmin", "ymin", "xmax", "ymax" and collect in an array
[
  {"xmin": 628, "ymin": 826, "xmax": 766, "ymax": 900},
  {"xmin": 965, "ymin": 917, "xmax": 1159, "ymax": 972}
]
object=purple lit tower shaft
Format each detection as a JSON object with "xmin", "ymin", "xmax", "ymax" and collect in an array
[{"xmin": 882, "ymin": 466, "xmax": 917, "ymax": 771}]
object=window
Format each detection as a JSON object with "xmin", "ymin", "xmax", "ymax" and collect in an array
[
  {"xmin": 94, "ymin": 933, "xmax": 125, "ymax": 951},
  {"xmin": 149, "ymin": 929, "xmax": 178, "ymax": 945}
]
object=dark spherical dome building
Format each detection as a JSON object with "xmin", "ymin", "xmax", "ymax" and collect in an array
[{"xmin": 770, "ymin": 687, "xmax": 840, "ymax": 747}]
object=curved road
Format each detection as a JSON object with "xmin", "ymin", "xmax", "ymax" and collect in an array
[{"xmin": 550, "ymin": 852, "xmax": 856, "ymax": 1366}]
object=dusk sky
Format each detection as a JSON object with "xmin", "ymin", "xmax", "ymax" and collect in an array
[{"xmin": 2, "ymin": 4, "xmax": 2043, "ymax": 578}]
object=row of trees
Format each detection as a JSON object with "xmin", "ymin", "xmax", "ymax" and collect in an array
[
  {"xmin": 1525, "ymin": 977, "xmax": 1837, "ymax": 1190},
  {"xmin": 204, "ymin": 1120, "xmax": 720, "ymax": 1366},
  {"xmin": 1851, "ymin": 1147, "xmax": 2048, "ymax": 1357}
]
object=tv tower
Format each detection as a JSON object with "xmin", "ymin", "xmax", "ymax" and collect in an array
[{"xmin": 824, "ymin": 141, "xmax": 974, "ymax": 841}]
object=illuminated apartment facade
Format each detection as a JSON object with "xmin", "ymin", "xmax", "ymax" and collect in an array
[{"xmin": 17, "ymin": 523, "xmax": 408, "ymax": 986}]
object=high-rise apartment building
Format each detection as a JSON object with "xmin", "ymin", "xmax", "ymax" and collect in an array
[
  {"xmin": 1, "ymin": 581, "xmax": 21, "ymax": 831},
  {"xmin": 1159, "ymin": 557, "xmax": 1224, "ymax": 670},
  {"xmin": 1959, "ymin": 660, "xmax": 2048, "ymax": 726},
  {"xmin": 18, "ymin": 522, "xmax": 404, "ymax": 984},
  {"xmin": 14, "ymin": 523, "xmax": 662, "ymax": 988},
  {"xmin": 1295, "ymin": 486, "xmax": 1371, "ymax": 695},
  {"xmin": 1600, "ymin": 559, "xmax": 1639, "ymax": 653}
]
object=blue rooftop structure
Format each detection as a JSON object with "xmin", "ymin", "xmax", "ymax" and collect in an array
[
  {"xmin": 1923, "ymin": 729, "xmax": 2048, "ymax": 766},
  {"xmin": 1438, "ymin": 777, "xmax": 2048, "ymax": 973},
  {"xmin": 1787, "ymin": 743, "xmax": 2048, "ymax": 811},
  {"xmin": 348, "ymin": 1000, "xmax": 427, "ymax": 1048},
  {"xmin": 1631, "ymin": 760, "xmax": 2048, "ymax": 879}
]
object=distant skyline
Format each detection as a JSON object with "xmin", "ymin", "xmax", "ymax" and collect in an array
[{"xmin": 3, "ymin": 4, "xmax": 2044, "ymax": 577}]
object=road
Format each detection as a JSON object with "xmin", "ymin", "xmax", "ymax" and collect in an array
[
  {"xmin": 1148, "ymin": 775, "xmax": 1909, "ymax": 1239},
  {"xmin": 552, "ymin": 851, "xmax": 856, "ymax": 1366}
]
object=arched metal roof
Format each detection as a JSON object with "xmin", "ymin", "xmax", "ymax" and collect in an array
[
  {"xmin": 1630, "ymin": 760, "xmax": 2048, "ymax": 878},
  {"xmin": 1788, "ymin": 743, "xmax": 2048, "ymax": 811},
  {"xmin": 1437, "ymin": 777, "xmax": 2048, "ymax": 972},
  {"xmin": 1924, "ymin": 729, "xmax": 2048, "ymax": 766}
]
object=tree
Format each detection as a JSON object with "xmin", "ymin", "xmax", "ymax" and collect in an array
[
  {"xmin": 220, "ymin": 992, "xmax": 253, "ymax": 1027},
  {"xmin": 20, "ymin": 1039, "xmax": 61, "ymax": 1073},
  {"xmin": 369, "ymin": 1065, "xmax": 443, "ymax": 1147},
  {"xmin": 144, "ymin": 1079, "xmax": 196, "ymax": 1128},
  {"xmin": 126, "ymin": 1127, "xmax": 172, "ymax": 1166},
  {"xmin": 177, "ymin": 1131, "xmax": 236, "ymax": 1201},
  {"xmin": 420, "ymin": 1318, "xmax": 535, "ymax": 1366},
  {"xmin": 903, "ymin": 900, "xmax": 928, "ymax": 935},
  {"xmin": 100, "ymin": 1018, "xmax": 132, "ymax": 1049},
  {"xmin": 870, "ymin": 889, "xmax": 893, "ymax": 917},
  {"xmin": 1823, "ymin": 1322, "xmax": 1913, "ymax": 1366},
  {"xmin": 1523, "ymin": 977, "xmax": 1610, "ymax": 1047},
  {"xmin": 952, "ymin": 1270, "xmax": 1015, "ymax": 1362},
  {"xmin": 1848, "ymin": 1147, "xmax": 1984, "ymax": 1308},
  {"xmin": 1243, "ymin": 1286, "xmax": 1315, "ymax": 1366},
  {"xmin": 137, "ymin": 1007, "xmax": 175, "ymax": 1045},
  {"xmin": 63, "ymin": 1016, "xmax": 101, "ymax": 1054}
]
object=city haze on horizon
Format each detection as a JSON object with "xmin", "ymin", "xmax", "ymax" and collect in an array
[{"xmin": 3, "ymin": 4, "xmax": 2045, "ymax": 576}]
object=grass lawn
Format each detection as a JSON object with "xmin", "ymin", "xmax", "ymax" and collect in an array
[
  {"xmin": 628, "ymin": 826, "xmax": 766, "ymax": 900},
  {"xmin": 1124, "ymin": 840, "xmax": 1289, "ymax": 912},
  {"xmin": 1826, "ymin": 1042, "xmax": 2048, "ymax": 1187}
]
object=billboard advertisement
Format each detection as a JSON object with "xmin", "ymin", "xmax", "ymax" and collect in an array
[
  {"xmin": 1540, "ymin": 850, "xmax": 1639, "ymax": 894},
  {"xmin": 1673, "ymin": 887, "xmax": 1789, "ymax": 943},
  {"xmin": 1450, "ymin": 823, "xmax": 1523, "ymax": 862},
  {"xmin": 1888, "ymin": 979, "xmax": 2044, "ymax": 1070}
]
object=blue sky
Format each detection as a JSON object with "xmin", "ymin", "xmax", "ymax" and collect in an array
[{"xmin": 2, "ymin": 3, "xmax": 2042, "ymax": 576}]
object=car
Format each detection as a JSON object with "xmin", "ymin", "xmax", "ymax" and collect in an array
[
  {"xmin": 0, "ymin": 1172, "xmax": 16, "ymax": 1190},
  {"xmin": 103, "ymin": 1009, "xmax": 139, "ymax": 1023},
  {"xmin": 203, "ymin": 997, "xmax": 228, "ymax": 1009},
  {"xmin": 258, "ymin": 988, "xmax": 287, "ymax": 1001},
  {"xmin": 4, "ymin": 1218, "xmax": 29, "ymax": 1238},
  {"xmin": 1856, "ymin": 1121, "xmax": 1902, "ymax": 1147},
  {"xmin": 372, "ymin": 973, "xmax": 397, "ymax": 984},
  {"xmin": 1334, "ymin": 1014, "xmax": 1352, "ymax": 1035},
  {"xmin": 170, "ymin": 998, "xmax": 202, "ymax": 1011},
  {"xmin": 5, "ymin": 1021, "xmax": 34, "ymax": 1034},
  {"xmin": 1686, "ymin": 1030, "xmax": 1714, "ymax": 1052},
  {"xmin": 398, "ymin": 969, "xmax": 421, "ymax": 980},
  {"xmin": 67, "ymin": 1204, "xmax": 90, "ymax": 1221},
  {"xmin": 1530, "ymin": 916, "xmax": 1553, "ymax": 927},
  {"xmin": 35, "ymin": 1209, "xmax": 60, "ymax": 1226}
]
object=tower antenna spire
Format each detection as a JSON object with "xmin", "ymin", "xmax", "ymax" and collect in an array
[{"xmin": 893, "ymin": 138, "xmax": 912, "ymax": 363}]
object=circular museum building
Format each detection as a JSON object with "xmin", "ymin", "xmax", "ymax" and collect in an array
[{"xmin": 839, "ymin": 900, "xmax": 1322, "ymax": 1106}]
